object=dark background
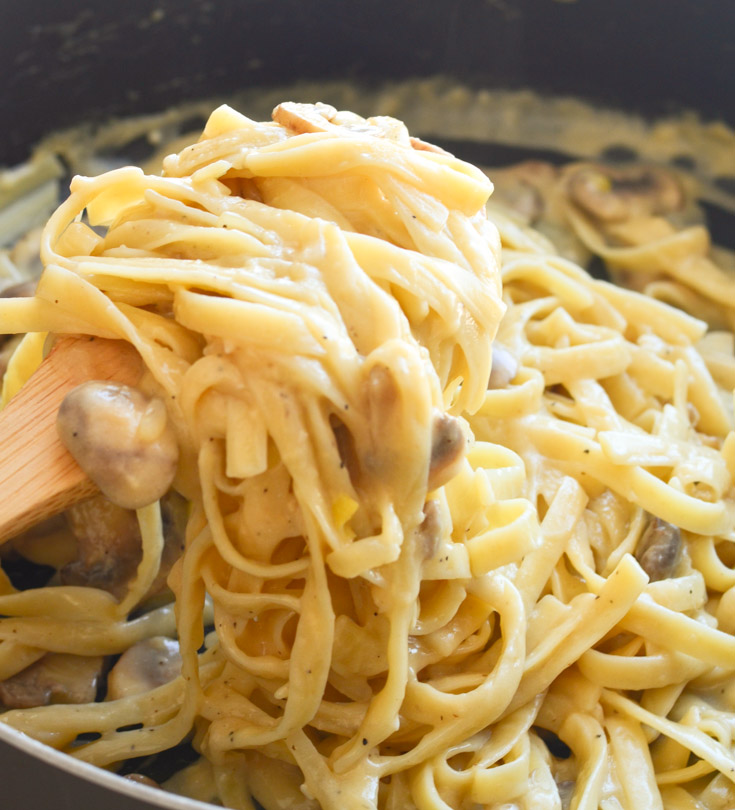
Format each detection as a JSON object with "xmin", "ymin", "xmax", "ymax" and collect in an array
[{"xmin": 0, "ymin": 0, "xmax": 733, "ymax": 164}]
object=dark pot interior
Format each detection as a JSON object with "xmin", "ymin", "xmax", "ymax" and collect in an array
[
  {"xmin": 1, "ymin": 0, "xmax": 733, "ymax": 807},
  {"xmin": 1, "ymin": 0, "xmax": 734, "ymax": 165}
]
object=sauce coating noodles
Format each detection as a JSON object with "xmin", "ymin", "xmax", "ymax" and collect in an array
[{"xmin": 1, "ymin": 102, "xmax": 735, "ymax": 810}]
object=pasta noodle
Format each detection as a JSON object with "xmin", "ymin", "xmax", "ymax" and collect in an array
[{"xmin": 1, "ymin": 100, "xmax": 735, "ymax": 810}]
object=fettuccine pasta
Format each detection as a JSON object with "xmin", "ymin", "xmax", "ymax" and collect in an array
[{"xmin": 0, "ymin": 101, "xmax": 735, "ymax": 810}]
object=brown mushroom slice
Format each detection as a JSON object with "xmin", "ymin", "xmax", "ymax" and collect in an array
[
  {"xmin": 62, "ymin": 495, "xmax": 141, "ymax": 597},
  {"xmin": 56, "ymin": 380, "xmax": 179, "ymax": 511},
  {"xmin": 428, "ymin": 414, "xmax": 466, "ymax": 491},
  {"xmin": 9, "ymin": 225, "xmax": 44, "ymax": 278},
  {"xmin": 567, "ymin": 163, "xmax": 684, "ymax": 223},
  {"xmin": 0, "ymin": 334, "xmax": 22, "ymax": 382},
  {"xmin": 106, "ymin": 636, "xmax": 182, "ymax": 701},
  {"xmin": 0, "ymin": 279, "xmax": 37, "ymax": 299},
  {"xmin": 330, "ymin": 414, "xmax": 361, "ymax": 489},
  {"xmin": 331, "ymin": 365, "xmax": 401, "ymax": 489},
  {"xmin": 61, "ymin": 490, "xmax": 188, "ymax": 600},
  {"xmin": 418, "ymin": 500, "xmax": 442, "ymax": 560},
  {"xmin": 486, "ymin": 161, "xmax": 558, "ymax": 224},
  {"xmin": 273, "ymin": 102, "xmax": 408, "ymax": 143},
  {"xmin": 156, "ymin": 491, "xmax": 189, "ymax": 594},
  {"xmin": 635, "ymin": 516, "xmax": 682, "ymax": 582},
  {"xmin": 409, "ymin": 136, "xmax": 452, "ymax": 156},
  {"xmin": 0, "ymin": 652, "xmax": 104, "ymax": 709}
]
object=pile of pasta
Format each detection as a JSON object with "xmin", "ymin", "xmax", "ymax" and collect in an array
[{"xmin": 1, "ymin": 102, "xmax": 735, "ymax": 810}]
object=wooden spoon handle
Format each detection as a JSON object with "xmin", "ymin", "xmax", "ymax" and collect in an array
[{"xmin": 0, "ymin": 335, "xmax": 143, "ymax": 543}]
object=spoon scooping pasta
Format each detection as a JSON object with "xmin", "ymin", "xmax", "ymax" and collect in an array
[{"xmin": 0, "ymin": 336, "xmax": 143, "ymax": 542}]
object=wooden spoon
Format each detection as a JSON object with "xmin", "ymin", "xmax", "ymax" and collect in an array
[{"xmin": 0, "ymin": 335, "xmax": 143, "ymax": 543}]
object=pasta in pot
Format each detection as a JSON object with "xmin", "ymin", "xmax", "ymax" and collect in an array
[{"xmin": 0, "ymin": 100, "xmax": 735, "ymax": 810}]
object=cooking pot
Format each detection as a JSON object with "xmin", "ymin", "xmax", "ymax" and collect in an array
[
  {"xmin": 2, "ymin": 0, "xmax": 735, "ymax": 166},
  {"xmin": 1, "ymin": 0, "xmax": 734, "ymax": 807}
]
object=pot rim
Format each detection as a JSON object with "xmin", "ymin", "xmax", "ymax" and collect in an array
[{"xmin": 0, "ymin": 721, "xmax": 211, "ymax": 810}]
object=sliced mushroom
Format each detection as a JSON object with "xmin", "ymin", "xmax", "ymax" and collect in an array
[
  {"xmin": 61, "ymin": 495, "xmax": 142, "ymax": 597},
  {"xmin": 57, "ymin": 380, "xmax": 179, "ymax": 510},
  {"xmin": 332, "ymin": 365, "xmax": 401, "ymax": 489},
  {"xmin": 8, "ymin": 224, "xmax": 44, "ymax": 278},
  {"xmin": 418, "ymin": 500, "xmax": 441, "ymax": 560},
  {"xmin": 488, "ymin": 344, "xmax": 518, "ymax": 389},
  {"xmin": 272, "ymin": 101, "xmax": 337, "ymax": 135},
  {"xmin": 331, "ymin": 414, "xmax": 360, "ymax": 488},
  {"xmin": 428, "ymin": 414, "xmax": 465, "ymax": 490},
  {"xmin": 0, "ymin": 652, "xmax": 104, "ymax": 709},
  {"xmin": 0, "ymin": 279, "xmax": 36, "ymax": 299},
  {"xmin": 567, "ymin": 163, "xmax": 684, "ymax": 222},
  {"xmin": 635, "ymin": 516, "xmax": 682, "ymax": 582},
  {"xmin": 487, "ymin": 161, "xmax": 558, "ymax": 224},
  {"xmin": 273, "ymin": 102, "xmax": 408, "ymax": 143},
  {"xmin": 332, "ymin": 370, "xmax": 465, "ymax": 494},
  {"xmin": 0, "ymin": 334, "xmax": 22, "ymax": 381},
  {"xmin": 61, "ymin": 491, "xmax": 187, "ymax": 600},
  {"xmin": 409, "ymin": 136, "xmax": 452, "ymax": 156},
  {"xmin": 158, "ymin": 491, "xmax": 189, "ymax": 592},
  {"xmin": 106, "ymin": 636, "xmax": 182, "ymax": 701}
]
